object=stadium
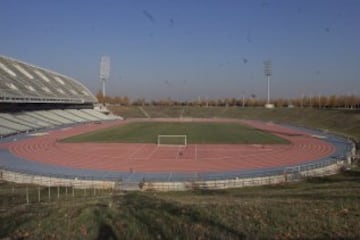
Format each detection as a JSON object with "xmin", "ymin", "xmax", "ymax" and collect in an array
[
  {"xmin": 2, "ymin": 1, "xmax": 360, "ymax": 238},
  {"xmin": 0, "ymin": 55, "xmax": 354, "ymax": 191}
]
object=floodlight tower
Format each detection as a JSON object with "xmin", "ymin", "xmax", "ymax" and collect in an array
[
  {"xmin": 264, "ymin": 60, "xmax": 273, "ymax": 108},
  {"xmin": 99, "ymin": 56, "xmax": 111, "ymax": 97}
]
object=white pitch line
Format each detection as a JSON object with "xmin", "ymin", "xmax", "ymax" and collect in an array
[
  {"xmin": 146, "ymin": 145, "xmax": 160, "ymax": 160},
  {"xmin": 176, "ymin": 146, "xmax": 182, "ymax": 160},
  {"xmin": 128, "ymin": 144, "xmax": 146, "ymax": 159},
  {"xmin": 195, "ymin": 144, "xmax": 198, "ymax": 161}
]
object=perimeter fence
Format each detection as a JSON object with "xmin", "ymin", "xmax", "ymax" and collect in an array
[{"xmin": 0, "ymin": 169, "xmax": 121, "ymax": 208}]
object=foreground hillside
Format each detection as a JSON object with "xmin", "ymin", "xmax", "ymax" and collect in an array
[
  {"xmin": 1, "ymin": 169, "xmax": 360, "ymax": 239},
  {"xmin": 109, "ymin": 106, "xmax": 360, "ymax": 142}
]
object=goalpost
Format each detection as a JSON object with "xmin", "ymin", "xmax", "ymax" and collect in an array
[{"xmin": 157, "ymin": 135, "xmax": 187, "ymax": 147}]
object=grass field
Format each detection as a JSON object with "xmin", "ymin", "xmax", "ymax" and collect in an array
[
  {"xmin": 62, "ymin": 122, "xmax": 288, "ymax": 144},
  {"xmin": 1, "ymin": 168, "xmax": 360, "ymax": 239}
]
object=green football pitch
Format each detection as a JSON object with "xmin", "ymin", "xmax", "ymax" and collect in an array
[{"xmin": 62, "ymin": 122, "xmax": 288, "ymax": 144}]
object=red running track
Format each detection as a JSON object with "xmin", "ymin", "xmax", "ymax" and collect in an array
[{"xmin": 2, "ymin": 119, "xmax": 335, "ymax": 173}]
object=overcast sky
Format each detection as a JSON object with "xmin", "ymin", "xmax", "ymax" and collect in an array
[{"xmin": 1, "ymin": 0, "xmax": 359, "ymax": 100}]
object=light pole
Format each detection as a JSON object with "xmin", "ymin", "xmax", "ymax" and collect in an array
[
  {"xmin": 100, "ymin": 56, "xmax": 110, "ymax": 97},
  {"xmin": 264, "ymin": 60, "xmax": 273, "ymax": 108},
  {"xmin": 241, "ymin": 91, "xmax": 246, "ymax": 108}
]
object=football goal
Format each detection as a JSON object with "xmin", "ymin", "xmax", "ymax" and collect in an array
[{"xmin": 157, "ymin": 135, "xmax": 187, "ymax": 147}]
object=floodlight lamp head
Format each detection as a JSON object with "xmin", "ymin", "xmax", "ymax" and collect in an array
[{"xmin": 264, "ymin": 60, "xmax": 272, "ymax": 77}]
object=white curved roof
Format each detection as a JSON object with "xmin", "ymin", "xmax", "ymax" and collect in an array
[{"xmin": 0, "ymin": 55, "xmax": 97, "ymax": 104}]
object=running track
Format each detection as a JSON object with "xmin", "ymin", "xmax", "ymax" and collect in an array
[{"xmin": 1, "ymin": 119, "xmax": 337, "ymax": 174}]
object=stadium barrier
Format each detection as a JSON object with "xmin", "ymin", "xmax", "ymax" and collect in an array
[
  {"xmin": 140, "ymin": 161, "xmax": 343, "ymax": 191},
  {"xmin": 0, "ymin": 169, "xmax": 115, "ymax": 189},
  {"xmin": 0, "ymin": 157, "xmax": 345, "ymax": 200}
]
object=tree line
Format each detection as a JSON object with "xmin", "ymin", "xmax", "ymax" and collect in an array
[{"xmin": 96, "ymin": 91, "xmax": 360, "ymax": 109}]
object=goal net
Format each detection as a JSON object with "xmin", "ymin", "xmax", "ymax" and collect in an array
[{"xmin": 157, "ymin": 135, "xmax": 187, "ymax": 147}]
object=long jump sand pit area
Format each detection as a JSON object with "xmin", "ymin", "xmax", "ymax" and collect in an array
[{"xmin": 0, "ymin": 118, "xmax": 348, "ymax": 182}]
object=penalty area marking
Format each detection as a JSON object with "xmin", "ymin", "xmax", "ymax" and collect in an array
[
  {"xmin": 146, "ymin": 146, "xmax": 160, "ymax": 160},
  {"xmin": 128, "ymin": 144, "xmax": 147, "ymax": 159}
]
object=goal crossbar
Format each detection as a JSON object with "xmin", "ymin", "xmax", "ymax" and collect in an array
[{"xmin": 157, "ymin": 135, "xmax": 187, "ymax": 147}]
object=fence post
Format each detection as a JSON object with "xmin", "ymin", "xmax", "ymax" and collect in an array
[
  {"xmin": 65, "ymin": 185, "xmax": 68, "ymax": 200},
  {"xmin": 48, "ymin": 186, "xmax": 51, "ymax": 202},
  {"xmin": 38, "ymin": 186, "xmax": 41, "ymax": 202},
  {"xmin": 48, "ymin": 177, "xmax": 51, "ymax": 202},
  {"xmin": 72, "ymin": 185, "xmax": 75, "ymax": 198},
  {"xmin": 26, "ymin": 187, "xmax": 29, "ymax": 204},
  {"xmin": 57, "ymin": 186, "xmax": 60, "ymax": 200}
]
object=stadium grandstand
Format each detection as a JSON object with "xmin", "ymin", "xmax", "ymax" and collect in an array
[{"xmin": 0, "ymin": 55, "xmax": 119, "ymax": 137}]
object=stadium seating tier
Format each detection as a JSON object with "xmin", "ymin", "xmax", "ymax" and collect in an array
[
  {"xmin": 0, "ymin": 55, "xmax": 96, "ymax": 104},
  {"xmin": 0, "ymin": 55, "xmax": 121, "ymax": 137}
]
